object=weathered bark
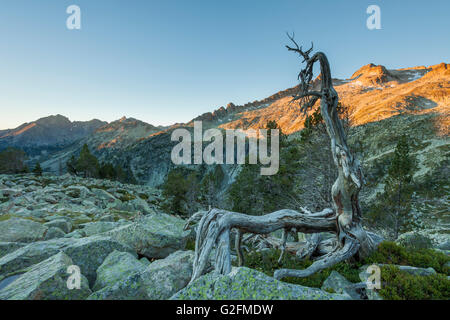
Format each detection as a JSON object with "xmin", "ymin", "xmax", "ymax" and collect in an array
[{"xmin": 189, "ymin": 35, "xmax": 377, "ymax": 284}]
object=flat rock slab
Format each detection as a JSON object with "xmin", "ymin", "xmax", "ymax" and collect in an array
[
  {"xmin": 88, "ymin": 250, "xmax": 195, "ymax": 300},
  {"xmin": 44, "ymin": 219, "xmax": 72, "ymax": 233},
  {"xmin": 93, "ymin": 250, "xmax": 146, "ymax": 291},
  {"xmin": 0, "ymin": 242, "xmax": 26, "ymax": 259},
  {"xmin": 0, "ymin": 252, "xmax": 91, "ymax": 300},
  {"xmin": 80, "ymin": 221, "xmax": 128, "ymax": 237},
  {"xmin": 0, "ymin": 236, "xmax": 136, "ymax": 286},
  {"xmin": 0, "ymin": 218, "xmax": 48, "ymax": 243},
  {"xmin": 105, "ymin": 213, "xmax": 190, "ymax": 259}
]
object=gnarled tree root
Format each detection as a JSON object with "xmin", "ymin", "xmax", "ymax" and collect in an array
[
  {"xmin": 274, "ymin": 236, "xmax": 359, "ymax": 279},
  {"xmin": 190, "ymin": 208, "xmax": 341, "ymax": 284}
]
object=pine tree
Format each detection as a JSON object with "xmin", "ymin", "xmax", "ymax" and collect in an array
[
  {"xmin": 368, "ymin": 135, "xmax": 416, "ymax": 239},
  {"xmin": 76, "ymin": 144, "xmax": 99, "ymax": 178},
  {"xmin": 162, "ymin": 169, "xmax": 189, "ymax": 216},
  {"xmin": 200, "ymin": 165, "xmax": 224, "ymax": 209},
  {"xmin": 32, "ymin": 162, "xmax": 43, "ymax": 176},
  {"xmin": 384, "ymin": 135, "xmax": 416, "ymax": 239},
  {"xmin": 227, "ymin": 163, "xmax": 260, "ymax": 214},
  {"xmin": 226, "ymin": 121, "xmax": 297, "ymax": 215},
  {"xmin": 99, "ymin": 162, "xmax": 116, "ymax": 180},
  {"xmin": 67, "ymin": 155, "xmax": 78, "ymax": 175}
]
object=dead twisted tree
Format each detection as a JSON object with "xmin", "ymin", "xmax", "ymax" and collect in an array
[{"xmin": 189, "ymin": 34, "xmax": 378, "ymax": 284}]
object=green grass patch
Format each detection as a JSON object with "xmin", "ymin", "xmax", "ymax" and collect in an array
[
  {"xmin": 0, "ymin": 214, "xmax": 45, "ymax": 223},
  {"xmin": 0, "ymin": 214, "xmax": 12, "ymax": 222},
  {"xmin": 185, "ymin": 238, "xmax": 196, "ymax": 251},
  {"xmin": 138, "ymin": 193, "xmax": 149, "ymax": 200},
  {"xmin": 66, "ymin": 189, "xmax": 81, "ymax": 198},
  {"xmin": 87, "ymin": 185, "xmax": 108, "ymax": 191},
  {"xmin": 117, "ymin": 190, "xmax": 136, "ymax": 202},
  {"xmin": 378, "ymin": 265, "xmax": 450, "ymax": 300},
  {"xmin": 365, "ymin": 241, "xmax": 450, "ymax": 275}
]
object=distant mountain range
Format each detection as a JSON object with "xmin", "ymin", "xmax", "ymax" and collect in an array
[
  {"xmin": 0, "ymin": 115, "xmax": 106, "ymax": 156},
  {"xmin": 1, "ymin": 62, "xmax": 448, "ymax": 185}
]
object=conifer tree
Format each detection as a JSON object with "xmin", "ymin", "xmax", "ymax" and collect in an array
[
  {"xmin": 76, "ymin": 144, "xmax": 99, "ymax": 178},
  {"xmin": 368, "ymin": 135, "xmax": 416, "ymax": 239},
  {"xmin": 32, "ymin": 162, "xmax": 43, "ymax": 176}
]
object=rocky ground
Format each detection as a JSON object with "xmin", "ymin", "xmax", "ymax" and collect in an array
[{"xmin": 0, "ymin": 174, "xmax": 448, "ymax": 300}]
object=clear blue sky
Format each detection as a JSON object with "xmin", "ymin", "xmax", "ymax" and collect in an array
[{"xmin": 0, "ymin": 0, "xmax": 449, "ymax": 129}]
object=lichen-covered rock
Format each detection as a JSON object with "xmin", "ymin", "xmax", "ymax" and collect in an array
[
  {"xmin": 80, "ymin": 221, "xmax": 126, "ymax": 237},
  {"xmin": 93, "ymin": 250, "xmax": 146, "ymax": 291},
  {"xmin": 0, "ymin": 236, "xmax": 136, "ymax": 285},
  {"xmin": 171, "ymin": 267, "xmax": 351, "ymax": 300},
  {"xmin": 88, "ymin": 250, "xmax": 195, "ymax": 300},
  {"xmin": 142, "ymin": 250, "xmax": 194, "ymax": 299},
  {"xmin": 321, "ymin": 271, "xmax": 374, "ymax": 300},
  {"xmin": 44, "ymin": 227, "xmax": 66, "ymax": 240},
  {"xmin": 129, "ymin": 197, "xmax": 153, "ymax": 214},
  {"xmin": 64, "ymin": 229, "xmax": 86, "ymax": 239},
  {"xmin": 99, "ymin": 214, "xmax": 115, "ymax": 222},
  {"xmin": 0, "ymin": 242, "xmax": 26, "ymax": 259},
  {"xmin": 139, "ymin": 257, "xmax": 151, "ymax": 266},
  {"xmin": 87, "ymin": 272, "xmax": 148, "ymax": 300},
  {"xmin": 0, "ymin": 252, "xmax": 91, "ymax": 300},
  {"xmin": 0, "ymin": 238, "xmax": 74, "ymax": 277},
  {"xmin": 62, "ymin": 236, "xmax": 137, "ymax": 285},
  {"xmin": 90, "ymin": 188, "xmax": 116, "ymax": 202},
  {"xmin": 105, "ymin": 213, "xmax": 190, "ymax": 259},
  {"xmin": 438, "ymin": 241, "xmax": 450, "ymax": 251},
  {"xmin": 0, "ymin": 218, "xmax": 48, "ymax": 243},
  {"xmin": 321, "ymin": 271, "xmax": 353, "ymax": 294},
  {"xmin": 44, "ymin": 219, "xmax": 72, "ymax": 234}
]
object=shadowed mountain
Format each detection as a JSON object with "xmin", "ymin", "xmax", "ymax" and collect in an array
[
  {"xmin": 41, "ymin": 117, "xmax": 166, "ymax": 173},
  {"xmin": 0, "ymin": 115, "xmax": 106, "ymax": 156}
]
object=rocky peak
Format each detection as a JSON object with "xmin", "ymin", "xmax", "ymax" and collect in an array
[
  {"xmin": 349, "ymin": 63, "xmax": 397, "ymax": 85},
  {"xmin": 35, "ymin": 114, "xmax": 72, "ymax": 127}
]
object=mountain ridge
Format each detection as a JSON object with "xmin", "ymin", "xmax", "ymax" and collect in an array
[
  {"xmin": 0, "ymin": 115, "xmax": 107, "ymax": 157},
  {"xmin": 1, "ymin": 62, "xmax": 447, "ymax": 183}
]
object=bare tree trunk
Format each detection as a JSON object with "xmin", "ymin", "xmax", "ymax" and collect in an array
[{"xmin": 189, "ymin": 35, "xmax": 377, "ymax": 284}]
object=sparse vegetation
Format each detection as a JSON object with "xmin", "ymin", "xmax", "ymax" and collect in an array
[
  {"xmin": 234, "ymin": 241, "xmax": 449, "ymax": 300},
  {"xmin": 66, "ymin": 144, "xmax": 136, "ymax": 184},
  {"xmin": 364, "ymin": 241, "xmax": 449, "ymax": 275},
  {"xmin": 0, "ymin": 148, "xmax": 28, "ymax": 174},
  {"xmin": 237, "ymin": 249, "xmax": 361, "ymax": 288},
  {"xmin": 162, "ymin": 165, "xmax": 225, "ymax": 217}
]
